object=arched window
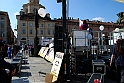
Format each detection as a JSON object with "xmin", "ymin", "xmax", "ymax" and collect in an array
[{"xmin": 21, "ymin": 38, "xmax": 26, "ymax": 40}]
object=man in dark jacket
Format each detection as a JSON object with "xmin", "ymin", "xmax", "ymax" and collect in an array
[{"xmin": 0, "ymin": 42, "xmax": 16, "ymax": 83}]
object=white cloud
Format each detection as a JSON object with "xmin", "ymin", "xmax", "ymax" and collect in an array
[
  {"xmin": 92, "ymin": 17, "xmax": 105, "ymax": 22},
  {"xmin": 14, "ymin": 12, "xmax": 19, "ymax": 16}
]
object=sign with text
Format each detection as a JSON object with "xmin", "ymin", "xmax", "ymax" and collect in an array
[
  {"xmin": 50, "ymin": 52, "xmax": 64, "ymax": 82},
  {"xmin": 45, "ymin": 48, "xmax": 54, "ymax": 63},
  {"xmin": 38, "ymin": 47, "xmax": 49, "ymax": 58}
]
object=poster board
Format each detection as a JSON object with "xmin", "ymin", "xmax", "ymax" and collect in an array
[
  {"xmin": 38, "ymin": 47, "xmax": 49, "ymax": 58},
  {"xmin": 50, "ymin": 52, "xmax": 64, "ymax": 82},
  {"xmin": 72, "ymin": 30, "xmax": 89, "ymax": 47},
  {"xmin": 45, "ymin": 48, "xmax": 54, "ymax": 63}
]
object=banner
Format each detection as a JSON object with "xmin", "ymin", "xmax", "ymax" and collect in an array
[
  {"xmin": 38, "ymin": 47, "xmax": 49, "ymax": 58},
  {"xmin": 45, "ymin": 48, "xmax": 54, "ymax": 63},
  {"xmin": 50, "ymin": 52, "xmax": 64, "ymax": 82}
]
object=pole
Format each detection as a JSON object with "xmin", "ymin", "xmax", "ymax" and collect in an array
[
  {"xmin": 27, "ymin": 19, "xmax": 29, "ymax": 45},
  {"xmin": 34, "ymin": 9, "xmax": 39, "ymax": 56},
  {"xmin": 62, "ymin": 0, "xmax": 70, "ymax": 80}
]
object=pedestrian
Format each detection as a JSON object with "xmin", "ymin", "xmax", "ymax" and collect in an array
[
  {"xmin": 21, "ymin": 44, "xmax": 25, "ymax": 54},
  {"xmin": 0, "ymin": 42, "xmax": 16, "ymax": 83},
  {"xmin": 7, "ymin": 45, "xmax": 12, "ymax": 59},
  {"xmin": 110, "ymin": 36, "xmax": 124, "ymax": 83},
  {"xmin": 67, "ymin": 33, "xmax": 71, "ymax": 49},
  {"xmin": 80, "ymin": 20, "xmax": 88, "ymax": 30}
]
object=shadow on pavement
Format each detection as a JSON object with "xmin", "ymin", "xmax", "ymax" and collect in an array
[
  {"xmin": 21, "ymin": 65, "xmax": 30, "ymax": 70},
  {"xmin": 12, "ymin": 77, "xmax": 29, "ymax": 83}
]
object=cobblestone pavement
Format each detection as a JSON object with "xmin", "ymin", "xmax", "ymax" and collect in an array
[
  {"xmin": 5, "ymin": 53, "xmax": 116, "ymax": 83},
  {"xmin": 5, "ymin": 53, "xmax": 52, "ymax": 83}
]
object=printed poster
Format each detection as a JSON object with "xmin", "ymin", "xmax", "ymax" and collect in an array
[
  {"xmin": 38, "ymin": 47, "xmax": 49, "ymax": 58},
  {"xmin": 45, "ymin": 48, "xmax": 54, "ymax": 63},
  {"xmin": 50, "ymin": 52, "xmax": 64, "ymax": 82}
]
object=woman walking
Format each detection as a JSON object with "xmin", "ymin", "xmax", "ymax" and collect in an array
[{"xmin": 110, "ymin": 37, "xmax": 124, "ymax": 83}]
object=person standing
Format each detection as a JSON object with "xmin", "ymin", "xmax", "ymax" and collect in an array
[
  {"xmin": 21, "ymin": 44, "xmax": 25, "ymax": 54},
  {"xmin": 67, "ymin": 33, "xmax": 71, "ymax": 49},
  {"xmin": 7, "ymin": 45, "xmax": 12, "ymax": 59},
  {"xmin": 80, "ymin": 20, "xmax": 88, "ymax": 30},
  {"xmin": 0, "ymin": 42, "xmax": 16, "ymax": 83},
  {"xmin": 110, "ymin": 37, "xmax": 124, "ymax": 83}
]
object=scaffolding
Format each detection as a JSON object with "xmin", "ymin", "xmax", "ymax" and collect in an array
[{"xmin": 69, "ymin": 29, "xmax": 121, "ymax": 76}]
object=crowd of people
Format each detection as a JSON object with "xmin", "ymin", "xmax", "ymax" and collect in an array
[
  {"xmin": 0, "ymin": 40, "xmax": 34, "ymax": 83},
  {"xmin": 0, "ymin": 41, "xmax": 17, "ymax": 83}
]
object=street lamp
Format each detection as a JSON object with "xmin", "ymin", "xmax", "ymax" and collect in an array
[
  {"xmin": 34, "ymin": 8, "xmax": 46, "ymax": 56},
  {"xmin": 115, "ymin": 28, "xmax": 122, "ymax": 39},
  {"xmin": 99, "ymin": 25, "xmax": 104, "ymax": 55},
  {"xmin": 115, "ymin": 28, "xmax": 119, "ymax": 32}
]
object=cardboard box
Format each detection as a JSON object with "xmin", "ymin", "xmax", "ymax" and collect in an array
[
  {"xmin": 45, "ymin": 73, "xmax": 57, "ymax": 83},
  {"xmin": 45, "ymin": 73, "xmax": 53, "ymax": 83}
]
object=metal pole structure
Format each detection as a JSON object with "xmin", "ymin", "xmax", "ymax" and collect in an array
[
  {"xmin": 34, "ymin": 9, "xmax": 39, "ymax": 56},
  {"xmin": 57, "ymin": 0, "xmax": 70, "ymax": 82},
  {"xmin": 62, "ymin": 0, "xmax": 67, "ymax": 76},
  {"xmin": 27, "ymin": 18, "xmax": 29, "ymax": 45},
  {"xmin": 62, "ymin": 0, "xmax": 70, "ymax": 81}
]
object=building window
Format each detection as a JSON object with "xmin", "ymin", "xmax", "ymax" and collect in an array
[
  {"xmin": 1, "ymin": 29, "xmax": 4, "ymax": 37},
  {"xmin": 29, "ymin": 30, "xmax": 33, "ymax": 34},
  {"xmin": 26, "ymin": 8, "xmax": 28, "ymax": 14},
  {"xmin": 22, "ymin": 23, "xmax": 26, "ymax": 26},
  {"xmin": 52, "ymin": 24, "xmax": 55, "ymax": 27},
  {"xmin": 1, "ymin": 17, "xmax": 4, "ymax": 20},
  {"xmin": 33, "ymin": 8, "xmax": 36, "ymax": 13},
  {"xmin": 47, "ymin": 29, "xmax": 50, "ymax": 35},
  {"xmin": 1, "ymin": 21, "xmax": 4, "ymax": 28},
  {"xmin": 29, "ymin": 23, "xmax": 33, "ymax": 26},
  {"xmin": 48, "ymin": 24, "xmax": 50, "ymax": 27},
  {"xmin": 1, "ymin": 29, "xmax": 4, "ymax": 33},
  {"xmin": 40, "ymin": 30, "xmax": 43, "ymax": 34},
  {"xmin": 41, "ymin": 24, "xmax": 44, "ymax": 27},
  {"xmin": 22, "ymin": 29, "xmax": 26, "ymax": 34},
  {"xmin": 52, "ymin": 30, "xmax": 54, "ymax": 34}
]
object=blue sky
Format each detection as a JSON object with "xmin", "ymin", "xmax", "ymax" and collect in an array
[{"xmin": 0, "ymin": 0, "xmax": 124, "ymax": 34}]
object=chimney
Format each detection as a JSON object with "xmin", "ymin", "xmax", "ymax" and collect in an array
[{"xmin": 46, "ymin": 13, "xmax": 50, "ymax": 18}]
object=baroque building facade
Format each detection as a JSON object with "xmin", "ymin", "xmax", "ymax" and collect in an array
[
  {"xmin": 16, "ymin": 0, "xmax": 123, "ymax": 45},
  {"xmin": 0, "ymin": 11, "xmax": 14, "ymax": 44},
  {"xmin": 16, "ymin": 0, "xmax": 55, "ymax": 45}
]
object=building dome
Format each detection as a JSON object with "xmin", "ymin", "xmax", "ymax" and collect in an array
[{"xmin": 28, "ymin": 0, "xmax": 39, "ymax": 3}]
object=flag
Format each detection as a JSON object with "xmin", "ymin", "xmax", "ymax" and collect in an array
[{"xmin": 79, "ymin": 20, "xmax": 83, "ymax": 29}]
